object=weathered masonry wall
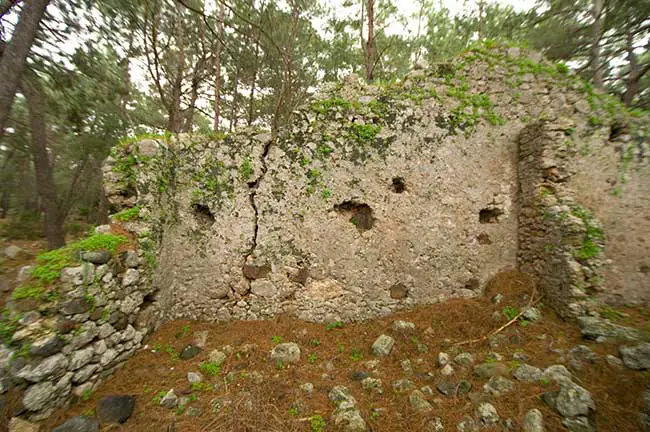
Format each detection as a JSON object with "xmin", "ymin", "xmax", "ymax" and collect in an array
[
  {"xmin": 2, "ymin": 243, "xmax": 151, "ymax": 420},
  {"xmin": 517, "ymin": 121, "xmax": 606, "ymax": 318}
]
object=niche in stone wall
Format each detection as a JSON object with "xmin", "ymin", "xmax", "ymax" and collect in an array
[
  {"xmin": 479, "ymin": 207, "xmax": 503, "ymax": 224},
  {"xmin": 334, "ymin": 200, "xmax": 375, "ymax": 232},
  {"xmin": 192, "ymin": 203, "xmax": 215, "ymax": 228}
]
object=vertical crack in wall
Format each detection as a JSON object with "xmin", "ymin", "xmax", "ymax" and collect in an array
[{"xmin": 243, "ymin": 137, "xmax": 274, "ymax": 268}]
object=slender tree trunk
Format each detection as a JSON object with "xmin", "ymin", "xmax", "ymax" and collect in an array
[
  {"xmin": 213, "ymin": 2, "xmax": 225, "ymax": 132},
  {"xmin": 590, "ymin": 0, "xmax": 604, "ymax": 89},
  {"xmin": 230, "ymin": 68, "xmax": 239, "ymax": 132},
  {"xmin": 365, "ymin": 0, "xmax": 375, "ymax": 82},
  {"xmin": 168, "ymin": 2, "xmax": 185, "ymax": 133},
  {"xmin": 0, "ymin": 0, "xmax": 50, "ymax": 138},
  {"xmin": 247, "ymin": 41, "xmax": 260, "ymax": 126},
  {"xmin": 478, "ymin": 0, "xmax": 485, "ymax": 41},
  {"xmin": 21, "ymin": 76, "xmax": 65, "ymax": 249}
]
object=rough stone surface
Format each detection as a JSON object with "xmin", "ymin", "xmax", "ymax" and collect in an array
[
  {"xmin": 477, "ymin": 402, "xmax": 499, "ymax": 426},
  {"xmin": 96, "ymin": 395, "xmax": 136, "ymax": 424},
  {"xmin": 52, "ymin": 416, "xmax": 99, "ymax": 432},
  {"xmin": 523, "ymin": 409, "xmax": 544, "ymax": 432},
  {"xmin": 409, "ymin": 390, "xmax": 433, "ymax": 412},
  {"xmin": 483, "ymin": 376, "xmax": 514, "ymax": 396},
  {"xmin": 555, "ymin": 381, "xmax": 595, "ymax": 418},
  {"xmin": 513, "ymin": 364, "xmax": 543, "ymax": 382},
  {"xmin": 8, "ymin": 417, "xmax": 40, "ymax": 432},
  {"xmin": 371, "ymin": 335, "xmax": 394, "ymax": 357},
  {"xmin": 270, "ymin": 343, "xmax": 301, "ymax": 364},
  {"xmin": 620, "ymin": 343, "xmax": 650, "ymax": 370}
]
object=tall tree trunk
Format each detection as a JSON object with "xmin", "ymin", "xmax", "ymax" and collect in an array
[
  {"xmin": 213, "ymin": 2, "xmax": 225, "ymax": 132},
  {"xmin": 477, "ymin": 0, "xmax": 485, "ymax": 41},
  {"xmin": 230, "ymin": 68, "xmax": 239, "ymax": 132},
  {"xmin": 0, "ymin": 0, "xmax": 50, "ymax": 138},
  {"xmin": 590, "ymin": 0, "xmax": 604, "ymax": 89},
  {"xmin": 247, "ymin": 41, "xmax": 260, "ymax": 126},
  {"xmin": 365, "ymin": 0, "xmax": 375, "ymax": 82},
  {"xmin": 623, "ymin": 35, "xmax": 650, "ymax": 106},
  {"xmin": 168, "ymin": 2, "xmax": 185, "ymax": 133},
  {"xmin": 21, "ymin": 76, "xmax": 65, "ymax": 249}
]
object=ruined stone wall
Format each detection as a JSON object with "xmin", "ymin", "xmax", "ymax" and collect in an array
[
  {"xmin": 1, "ymin": 241, "xmax": 151, "ymax": 420},
  {"xmin": 99, "ymin": 44, "xmax": 649, "ymax": 327},
  {"xmin": 517, "ymin": 121, "xmax": 606, "ymax": 318}
]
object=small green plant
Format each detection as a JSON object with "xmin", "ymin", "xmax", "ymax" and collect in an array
[
  {"xmin": 275, "ymin": 360, "xmax": 285, "ymax": 370},
  {"xmin": 310, "ymin": 414, "xmax": 327, "ymax": 432},
  {"xmin": 164, "ymin": 344, "xmax": 179, "ymax": 361},
  {"xmin": 289, "ymin": 407, "xmax": 299, "ymax": 416},
  {"xmin": 11, "ymin": 285, "xmax": 43, "ymax": 301},
  {"xmin": 502, "ymin": 306, "xmax": 519, "ymax": 321},
  {"xmin": 326, "ymin": 321, "xmax": 344, "ymax": 331},
  {"xmin": 600, "ymin": 306, "xmax": 626, "ymax": 321},
  {"xmin": 271, "ymin": 335, "xmax": 282, "ymax": 344},
  {"xmin": 564, "ymin": 127, "xmax": 576, "ymax": 136},
  {"xmin": 588, "ymin": 116, "xmax": 603, "ymax": 126},
  {"xmin": 152, "ymin": 391, "xmax": 167, "ymax": 404},
  {"xmin": 370, "ymin": 410, "xmax": 380, "ymax": 421},
  {"xmin": 508, "ymin": 360, "xmax": 522, "ymax": 370},
  {"xmin": 238, "ymin": 158, "xmax": 254, "ymax": 181},
  {"xmin": 200, "ymin": 361, "xmax": 222, "ymax": 376},
  {"xmin": 176, "ymin": 404, "xmax": 186, "ymax": 415},
  {"xmin": 310, "ymin": 338, "xmax": 321, "ymax": 347},
  {"xmin": 112, "ymin": 206, "xmax": 141, "ymax": 222},
  {"xmin": 410, "ymin": 336, "xmax": 419, "ymax": 345},
  {"xmin": 81, "ymin": 388, "xmax": 92, "ymax": 401},
  {"xmin": 191, "ymin": 382, "xmax": 210, "ymax": 392},
  {"xmin": 175, "ymin": 324, "xmax": 190, "ymax": 339},
  {"xmin": 189, "ymin": 393, "xmax": 198, "ymax": 402},
  {"xmin": 308, "ymin": 353, "xmax": 318, "ymax": 364},
  {"xmin": 321, "ymin": 189, "xmax": 332, "ymax": 199},
  {"xmin": 337, "ymin": 343, "xmax": 345, "ymax": 353},
  {"xmin": 556, "ymin": 62, "xmax": 569, "ymax": 74},
  {"xmin": 350, "ymin": 348, "xmax": 363, "ymax": 361},
  {"xmin": 81, "ymin": 409, "xmax": 95, "ymax": 417}
]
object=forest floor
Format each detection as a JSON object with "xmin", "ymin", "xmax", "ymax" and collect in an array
[{"xmin": 31, "ymin": 270, "xmax": 650, "ymax": 432}]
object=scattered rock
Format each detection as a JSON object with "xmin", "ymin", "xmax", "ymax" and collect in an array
[
  {"xmin": 401, "ymin": 359, "xmax": 412, "ymax": 374},
  {"xmin": 299, "ymin": 382, "xmax": 314, "ymax": 394},
  {"xmin": 350, "ymin": 371, "xmax": 369, "ymax": 381},
  {"xmin": 473, "ymin": 362, "xmax": 508, "ymax": 378},
  {"xmin": 577, "ymin": 316, "xmax": 640, "ymax": 342},
  {"xmin": 332, "ymin": 408, "xmax": 367, "ymax": 432},
  {"xmin": 456, "ymin": 415, "xmax": 479, "ymax": 432},
  {"xmin": 187, "ymin": 407, "xmax": 202, "ymax": 417},
  {"xmin": 371, "ymin": 335, "xmax": 395, "ymax": 357},
  {"xmin": 329, "ymin": 386, "xmax": 356, "ymax": 404},
  {"xmin": 555, "ymin": 381, "xmax": 595, "ymax": 418},
  {"xmin": 570, "ymin": 345, "xmax": 597, "ymax": 363},
  {"xmin": 437, "ymin": 352, "xmax": 450, "ymax": 366},
  {"xmin": 483, "ymin": 376, "xmax": 514, "ymax": 396},
  {"xmin": 476, "ymin": 402, "xmax": 499, "ymax": 426},
  {"xmin": 562, "ymin": 416, "xmax": 596, "ymax": 432},
  {"xmin": 361, "ymin": 377, "xmax": 383, "ymax": 394},
  {"xmin": 620, "ymin": 343, "xmax": 650, "ymax": 370},
  {"xmin": 392, "ymin": 379, "xmax": 415, "ymax": 393},
  {"xmin": 512, "ymin": 364, "xmax": 542, "ymax": 382},
  {"xmin": 541, "ymin": 365, "xmax": 572, "ymax": 383},
  {"xmin": 270, "ymin": 342, "xmax": 301, "ymax": 364},
  {"xmin": 97, "ymin": 395, "xmax": 136, "ymax": 424},
  {"xmin": 208, "ymin": 350, "xmax": 227, "ymax": 365},
  {"xmin": 187, "ymin": 372, "xmax": 203, "ymax": 384},
  {"xmin": 605, "ymin": 354, "xmax": 623, "ymax": 368},
  {"xmin": 392, "ymin": 320, "xmax": 416, "ymax": 332},
  {"xmin": 409, "ymin": 390, "xmax": 433, "ymax": 412},
  {"xmin": 5, "ymin": 245, "xmax": 25, "ymax": 259},
  {"xmin": 159, "ymin": 389, "xmax": 178, "ymax": 409},
  {"xmin": 523, "ymin": 409, "xmax": 544, "ymax": 432},
  {"xmin": 180, "ymin": 344, "xmax": 202, "ymax": 360},
  {"xmin": 52, "ymin": 416, "xmax": 99, "ymax": 432},
  {"xmin": 424, "ymin": 417, "xmax": 444, "ymax": 432},
  {"xmin": 440, "ymin": 364, "xmax": 454, "ymax": 376},
  {"xmin": 522, "ymin": 307, "xmax": 541, "ymax": 322},
  {"xmin": 193, "ymin": 330, "xmax": 209, "ymax": 348},
  {"xmin": 436, "ymin": 381, "xmax": 458, "ymax": 397},
  {"xmin": 454, "ymin": 352, "xmax": 474, "ymax": 366}
]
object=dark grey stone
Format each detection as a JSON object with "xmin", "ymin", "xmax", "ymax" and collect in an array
[
  {"xmin": 53, "ymin": 416, "xmax": 100, "ymax": 432},
  {"xmin": 350, "ymin": 371, "xmax": 369, "ymax": 381},
  {"xmin": 97, "ymin": 395, "xmax": 136, "ymax": 424},
  {"xmin": 59, "ymin": 298, "xmax": 92, "ymax": 315},
  {"xmin": 180, "ymin": 344, "xmax": 202, "ymax": 360},
  {"xmin": 81, "ymin": 250, "xmax": 112, "ymax": 265}
]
